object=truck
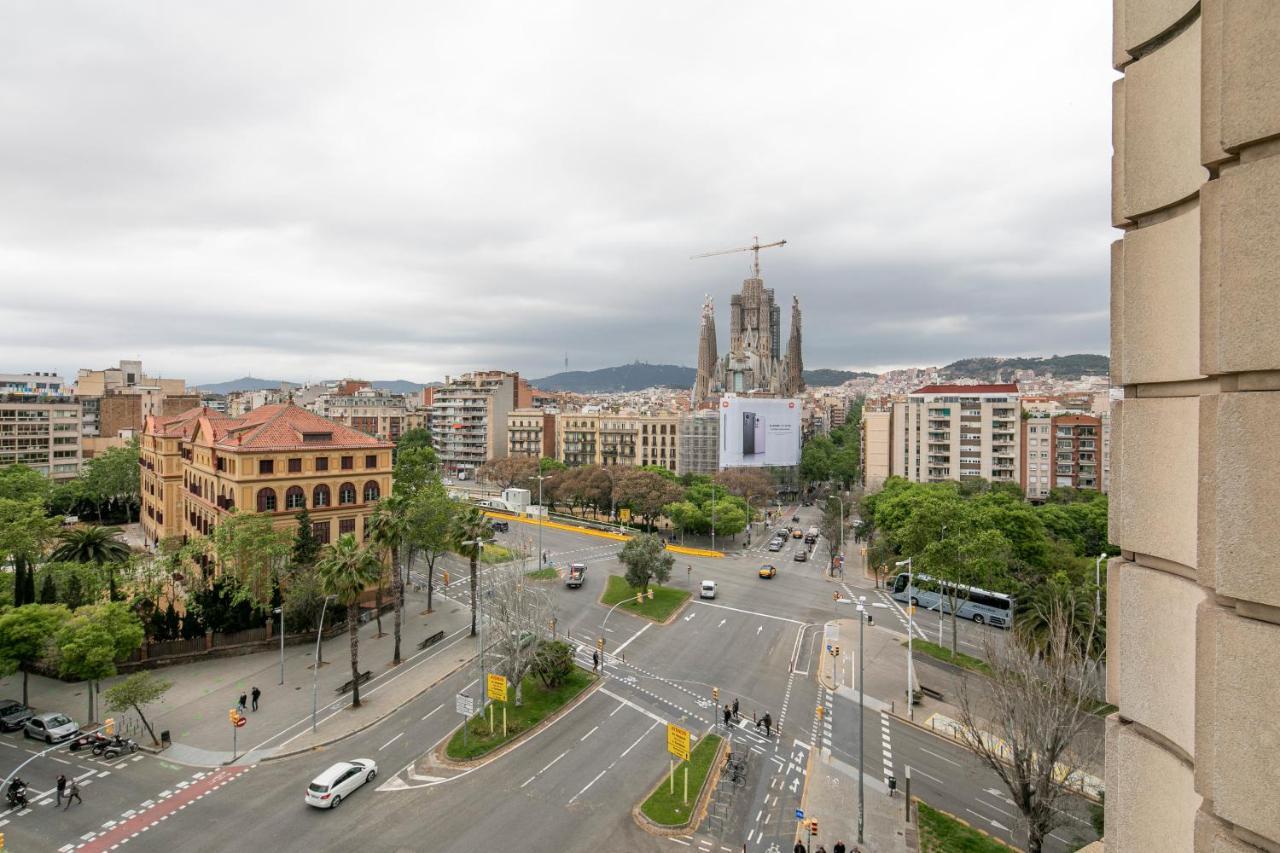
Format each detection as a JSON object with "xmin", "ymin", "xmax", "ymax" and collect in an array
[
  {"xmin": 804, "ymin": 526, "xmax": 819, "ymax": 544},
  {"xmin": 565, "ymin": 563, "xmax": 586, "ymax": 588}
]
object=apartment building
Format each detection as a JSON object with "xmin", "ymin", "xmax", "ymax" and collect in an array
[
  {"xmin": 430, "ymin": 371, "xmax": 517, "ymax": 476},
  {"xmin": 557, "ymin": 413, "xmax": 598, "ymax": 467},
  {"xmin": 548, "ymin": 412, "xmax": 682, "ymax": 472},
  {"xmin": 507, "ymin": 409, "xmax": 556, "ymax": 459},
  {"xmin": 1106, "ymin": 3, "xmax": 1280, "ymax": 851},
  {"xmin": 891, "ymin": 385, "xmax": 1020, "ymax": 485},
  {"xmin": 860, "ymin": 406, "xmax": 893, "ymax": 493},
  {"xmin": 74, "ymin": 360, "xmax": 196, "ymax": 456},
  {"xmin": 0, "ymin": 372, "xmax": 68, "ymax": 396},
  {"xmin": 1021, "ymin": 413, "xmax": 1104, "ymax": 501},
  {"xmin": 676, "ymin": 410, "xmax": 720, "ymax": 476},
  {"xmin": 0, "ymin": 395, "xmax": 83, "ymax": 482},
  {"xmin": 318, "ymin": 387, "xmax": 422, "ymax": 443},
  {"xmin": 140, "ymin": 403, "xmax": 393, "ymax": 548}
]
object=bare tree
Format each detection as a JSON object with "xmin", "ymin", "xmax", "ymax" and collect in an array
[
  {"xmin": 478, "ymin": 456, "xmax": 538, "ymax": 491},
  {"xmin": 483, "ymin": 561, "xmax": 556, "ymax": 705},
  {"xmin": 954, "ymin": 601, "xmax": 1103, "ymax": 853}
]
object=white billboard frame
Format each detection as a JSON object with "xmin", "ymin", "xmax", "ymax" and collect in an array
[{"xmin": 718, "ymin": 397, "xmax": 801, "ymax": 469}]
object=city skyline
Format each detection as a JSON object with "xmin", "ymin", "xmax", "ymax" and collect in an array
[{"xmin": 3, "ymin": 2, "xmax": 1113, "ymax": 385}]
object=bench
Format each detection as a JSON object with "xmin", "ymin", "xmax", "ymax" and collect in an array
[
  {"xmin": 335, "ymin": 671, "xmax": 373, "ymax": 695},
  {"xmin": 919, "ymin": 684, "xmax": 945, "ymax": 701},
  {"xmin": 417, "ymin": 630, "xmax": 446, "ymax": 651}
]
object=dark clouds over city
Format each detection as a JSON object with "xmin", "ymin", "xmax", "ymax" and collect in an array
[{"xmin": 1, "ymin": 2, "xmax": 1114, "ymax": 385}]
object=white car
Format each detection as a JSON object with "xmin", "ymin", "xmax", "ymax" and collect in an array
[
  {"xmin": 700, "ymin": 580, "xmax": 717, "ymax": 599},
  {"xmin": 304, "ymin": 759, "xmax": 378, "ymax": 809}
]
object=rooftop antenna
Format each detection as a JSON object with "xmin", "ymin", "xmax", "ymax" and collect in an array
[{"xmin": 691, "ymin": 235, "xmax": 787, "ymax": 278}]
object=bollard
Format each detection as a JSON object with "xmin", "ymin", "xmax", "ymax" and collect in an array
[{"xmin": 905, "ymin": 766, "xmax": 912, "ymax": 822}]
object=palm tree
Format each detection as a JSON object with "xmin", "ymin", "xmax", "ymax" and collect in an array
[
  {"xmin": 50, "ymin": 525, "xmax": 131, "ymax": 601},
  {"xmin": 316, "ymin": 534, "xmax": 381, "ymax": 708},
  {"xmin": 450, "ymin": 505, "xmax": 490, "ymax": 638},
  {"xmin": 366, "ymin": 495, "xmax": 411, "ymax": 666}
]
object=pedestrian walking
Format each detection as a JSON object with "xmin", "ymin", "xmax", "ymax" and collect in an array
[
  {"xmin": 763, "ymin": 712, "xmax": 772, "ymax": 737},
  {"xmin": 732, "ymin": 697, "xmax": 739, "ymax": 719},
  {"xmin": 63, "ymin": 780, "xmax": 81, "ymax": 810},
  {"xmin": 592, "ymin": 650, "xmax": 599, "ymax": 673},
  {"xmin": 238, "ymin": 692, "xmax": 247, "ymax": 714},
  {"xmin": 251, "ymin": 686, "xmax": 261, "ymax": 712},
  {"xmin": 794, "ymin": 842, "xmax": 806, "ymax": 853},
  {"xmin": 833, "ymin": 842, "xmax": 847, "ymax": 853},
  {"xmin": 723, "ymin": 705, "xmax": 732, "ymax": 728},
  {"xmin": 816, "ymin": 846, "xmax": 827, "ymax": 853},
  {"xmin": 55, "ymin": 773, "xmax": 66, "ymax": 806}
]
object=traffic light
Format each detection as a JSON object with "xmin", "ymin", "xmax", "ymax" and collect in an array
[
  {"xmin": 103, "ymin": 718, "xmax": 115, "ymax": 736},
  {"xmin": 810, "ymin": 819, "xmax": 818, "ymax": 835},
  {"xmin": 816, "ymin": 705, "xmax": 824, "ymax": 720},
  {"xmin": 833, "ymin": 645, "xmax": 840, "ymax": 656},
  {"xmin": 865, "ymin": 612, "xmax": 874, "ymax": 625},
  {"xmin": 833, "ymin": 592, "xmax": 840, "ymax": 601},
  {"xmin": 647, "ymin": 588, "xmax": 654, "ymax": 600},
  {"xmin": 229, "ymin": 708, "xmax": 240, "ymax": 725},
  {"xmin": 596, "ymin": 637, "xmax": 605, "ymax": 651},
  {"xmin": 442, "ymin": 570, "xmax": 450, "ymax": 586},
  {"xmin": 712, "ymin": 687, "xmax": 719, "ymax": 703}
]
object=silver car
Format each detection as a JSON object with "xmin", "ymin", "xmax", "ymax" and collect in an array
[{"xmin": 25, "ymin": 712, "xmax": 79, "ymax": 744}]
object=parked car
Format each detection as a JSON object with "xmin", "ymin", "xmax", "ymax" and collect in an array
[
  {"xmin": 0, "ymin": 700, "xmax": 33, "ymax": 732},
  {"xmin": 700, "ymin": 580, "xmax": 717, "ymax": 599},
  {"xmin": 24, "ymin": 712, "xmax": 78, "ymax": 744},
  {"xmin": 768, "ymin": 539, "xmax": 784, "ymax": 552},
  {"xmin": 758, "ymin": 564, "xmax": 777, "ymax": 579},
  {"xmin": 793, "ymin": 549, "xmax": 808, "ymax": 562},
  {"xmin": 305, "ymin": 759, "xmax": 378, "ymax": 809},
  {"xmin": 565, "ymin": 563, "xmax": 586, "ymax": 588},
  {"xmin": 490, "ymin": 520, "xmax": 509, "ymax": 533}
]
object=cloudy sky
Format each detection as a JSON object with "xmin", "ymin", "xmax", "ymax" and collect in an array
[{"xmin": 2, "ymin": 2, "xmax": 1114, "ymax": 386}]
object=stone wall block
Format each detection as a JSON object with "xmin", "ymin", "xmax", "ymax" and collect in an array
[
  {"xmin": 1105, "ymin": 716, "xmax": 1199, "ymax": 853},
  {"xmin": 1218, "ymin": 0, "xmax": 1280, "ymax": 151},
  {"xmin": 1123, "ymin": 0, "xmax": 1198, "ymax": 56}
]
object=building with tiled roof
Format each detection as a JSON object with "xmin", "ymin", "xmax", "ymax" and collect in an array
[{"xmin": 140, "ymin": 402, "xmax": 394, "ymax": 550}]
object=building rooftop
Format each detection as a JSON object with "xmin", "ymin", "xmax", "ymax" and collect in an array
[{"xmin": 911, "ymin": 384, "xmax": 1020, "ymax": 395}]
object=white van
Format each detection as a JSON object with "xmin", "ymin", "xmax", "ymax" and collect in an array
[{"xmin": 700, "ymin": 580, "xmax": 717, "ymax": 599}]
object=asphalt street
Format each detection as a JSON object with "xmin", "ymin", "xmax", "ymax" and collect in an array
[{"xmin": 0, "ymin": 503, "xmax": 1100, "ymax": 852}]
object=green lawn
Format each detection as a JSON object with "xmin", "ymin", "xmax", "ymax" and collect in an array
[
  {"xmin": 480, "ymin": 543, "xmax": 516, "ymax": 563},
  {"xmin": 917, "ymin": 801, "xmax": 1012, "ymax": 852},
  {"xmin": 445, "ymin": 669, "xmax": 595, "ymax": 761},
  {"xmin": 602, "ymin": 575, "xmax": 691, "ymax": 623},
  {"xmin": 910, "ymin": 639, "xmax": 993, "ymax": 676},
  {"xmin": 640, "ymin": 733, "xmax": 722, "ymax": 826},
  {"xmin": 524, "ymin": 566, "xmax": 559, "ymax": 581}
]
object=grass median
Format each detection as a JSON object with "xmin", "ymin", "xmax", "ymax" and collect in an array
[
  {"xmin": 524, "ymin": 566, "xmax": 559, "ymax": 581},
  {"xmin": 602, "ymin": 575, "xmax": 691, "ymax": 623},
  {"xmin": 445, "ymin": 669, "xmax": 595, "ymax": 761},
  {"xmin": 917, "ymin": 801, "xmax": 1013, "ymax": 852},
  {"xmin": 909, "ymin": 639, "xmax": 992, "ymax": 676},
  {"xmin": 640, "ymin": 733, "xmax": 722, "ymax": 826}
]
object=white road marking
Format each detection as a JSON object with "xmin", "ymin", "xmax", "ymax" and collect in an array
[
  {"xmin": 421, "ymin": 703, "xmax": 444, "ymax": 721},
  {"xmin": 599, "ymin": 688, "xmax": 667, "ymax": 726},
  {"xmin": 718, "ymin": 619, "xmax": 726, "ymax": 628},
  {"xmin": 580, "ymin": 726, "xmax": 599, "ymax": 742},
  {"xmin": 695, "ymin": 600, "xmax": 803, "ymax": 624},
  {"xmin": 684, "ymin": 611, "xmax": 697, "ymax": 622},
  {"xmin": 920, "ymin": 747, "xmax": 962, "ymax": 767},
  {"xmin": 620, "ymin": 722, "xmax": 660, "ymax": 758},
  {"xmin": 567, "ymin": 767, "xmax": 609, "ymax": 804},
  {"xmin": 613, "ymin": 623, "xmax": 650, "ymax": 655},
  {"xmin": 378, "ymin": 733, "xmax": 404, "ymax": 751},
  {"xmin": 911, "ymin": 768, "xmax": 945, "ymax": 785}
]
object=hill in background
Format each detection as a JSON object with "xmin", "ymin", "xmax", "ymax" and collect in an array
[
  {"xmin": 804, "ymin": 368, "xmax": 876, "ymax": 386},
  {"xmin": 941, "ymin": 354, "xmax": 1109, "ymax": 381}
]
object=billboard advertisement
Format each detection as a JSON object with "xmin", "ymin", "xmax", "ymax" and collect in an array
[{"xmin": 719, "ymin": 397, "xmax": 801, "ymax": 468}]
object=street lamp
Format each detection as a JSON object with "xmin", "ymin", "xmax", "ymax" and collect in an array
[
  {"xmin": 857, "ymin": 596, "xmax": 869, "ymax": 845},
  {"xmin": 465, "ymin": 538, "xmax": 492, "ymax": 693},
  {"xmin": 274, "ymin": 606, "xmax": 284, "ymax": 686},
  {"xmin": 895, "ymin": 557, "xmax": 916, "ymax": 721},
  {"xmin": 1095, "ymin": 552, "xmax": 1108, "ymax": 618},
  {"xmin": 312, "ymin": 594, "xmax": 337, "ymax": 733},
  {"xmin": 535, "ymin": 474, "xmax": 549, "ymax": 568}
]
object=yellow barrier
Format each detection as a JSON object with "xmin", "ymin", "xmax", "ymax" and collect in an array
[{"xmin": 482, "ymin": 511, "xmax": 723, "ymax": 558}]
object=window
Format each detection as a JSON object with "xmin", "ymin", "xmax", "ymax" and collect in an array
[
  {"xmin": 341, "ymin": 456, "xmax": 353, "ymax": 470},
  {"xmin": 363, "ymin": 481, "xmax": 380, "ymax": 502},
  {"xmin": 339, "ymin": 483, "xmax": 356, "ymax": 505},
  {"xmin": 259, "ymin": 459, "xmax": 274, "ymax": 474},
  {"xmin": 285, "ymin": 486, "xmax": 305, "ymax": 510},
  {"xmin": 365, "ymin": 454, "xmax": 377, "ymax": 468},
  {"xmin": 339, "ymin": 518, "xmax": 355, "ymax": 535},
  {"xmin": 316, "ymin": 457, "xmax": 329, "ymax": 471},
  {"xmin": 256, "ymin": 488, "xmax": 277, "ymax": 512},
  {"xmin": 312, "ymin": 521, "xmax": 330, "ymax": 544},
  {"xmin": 313, "ymin": 484, "xmax": 330, "ymax": 507},
  {"xmin": 288, "ymin": 458, "xmax": 302, "ymax": 473}
]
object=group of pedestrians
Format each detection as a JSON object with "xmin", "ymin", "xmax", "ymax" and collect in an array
[
  {"xmin": 236, "ymin": 686, "xmax": 263, "ymax": 714},
  {"xmin": 794, "ymin": 842, "xmax": 847, "ymax": 853},
  {"xmin": 55, "ymin": 774, "xmax": 82, "ymax": 810},
  {"xmin": 720, "ymin": 699, "xmax": 774, "ymax": 738}
]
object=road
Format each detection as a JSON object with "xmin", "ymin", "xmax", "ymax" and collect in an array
[{"xmin": 0, "ymin": 502, "xmax": 1098, "ymax": 852}]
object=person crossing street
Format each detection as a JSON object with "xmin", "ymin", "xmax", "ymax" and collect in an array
[
  {"xmin": 251, "ymin": 686, "xmax": 261, "ymax": 711},
  {"xmin": 55, "ymin": 773, "xmax": 66, "ymax": 806},
  {"xmin": 63, "ymin": 779, "xmax": 82, "ymax": 810}
]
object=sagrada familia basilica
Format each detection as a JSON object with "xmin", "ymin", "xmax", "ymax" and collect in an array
[{"xmin": 692, "ymin": 275, "xmax": 804, "ymax": 407}]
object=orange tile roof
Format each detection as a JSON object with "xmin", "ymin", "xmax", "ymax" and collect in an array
[{"xmin": 213, "ymin": 403, "xmax": 393, "ymax": 452}]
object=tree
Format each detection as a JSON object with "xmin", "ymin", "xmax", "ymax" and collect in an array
[
  {"xmin": 316, "ymin": 534, "xmax": 381, "ymax": 708},
  {"xmin": 0, "ymin": 464, "xmax": 50, "ymax": 503},
  {"xmin": 532, "ymin": 639, "xmax": 574, "ymax": 689},
  {"xmin": 451, "ymin": 504, "xmax": 490, "ymax": 637},
  {"xmin": 83, "ymin": 442, "xmax": 141, "ymax": 523},
  {"xmin": 613, "ymin": 468, "xmax": 684, "ymax": 529},
  {"xmin": 922, "ymin": 527, "xmax": 1013, "ymax": 653},
  {"xmin": 56, "ymin": 602, "xmax": 144, "ymax": 722},
  {"xmin": 478, "ymin": 456, "xmax": 538, "ymax": 491},
  {"xmin": 50, "ymin": 525, "xmax": 130, "ymax": 601},
  {"xmin": 663, "ymin": 500, "xmax": 706, "ymax": 540},
  {"xmin": 38, "ymin": 571, "xmax": 57, "ymax": 604},
  {"xmin": 0, "ymin": 497, "xmax": 60, "ymax": 606},
  {"xmin": 409, "ymin": 479, "xmax": 456, "ymax": 613},
  {"xmin": 538, "ymin": 456, "xmax": 567, "ymax": 475},
  {"xmin": 211, "ymin": 510, "xmax": 291, "ymax": 612},
  {"xmin": 954, "ymin": 604, "xmax": 1103, "ymax": 853},
  {"xmin": 618, "ymin": 533, "xmax": 674, "ymax": 593},
  {"xmin": 396, "ymin": 427, "xmax": 433, "ymax": 454},
  {"xmin": 366, "ymin": 495, "xmax": 412, "ymax": 665},
  {"xmin": 713, "ymin": 468, "xmax": 776, "ymax": 508},
  {"xmin": 484, "ymin": 561, "xmax": 555, "ymax": 705},
  {"xmin": 707, "ymin": 499, "xmax": 747, "ymax": 540},
  {"xmin": 393, "ymin": 446, "xmax": 440, "ymax": 498},
  {"xmin": 820, "ymin": 494, "xmax": 854, "ymax": 574},
  {"xmin": 799, "ymin": 435, "xmax": 836, "ymax": 485},
  {"xmin": 292, "ymin": 509, "xmax": 321, "ymax": 568},
  {"xmin": 282, "ymin": 567, "xmax": 328, "ymax": 633},
  {"xmin": 103, "ymin": 672, "xmax": 172, "ymax": 746},
  {"xmin": 0, "ymin": 604, "xmax": 72, "ymax": 705}
]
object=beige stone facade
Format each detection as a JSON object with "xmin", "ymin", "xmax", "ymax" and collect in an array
[
  {"xmin": 0, "ymin": 395, "xmax": 82, "ymax": 481},
  {"xmin": 552, "ymin": 412, "xmax": 680, "ymax": 472},
  {"xmin": 859, "ymin": 407, "xmax": 892, "ymax": 493},
  {"xmin": 507, "ymin": 409, "xmax": 556, "ymax": 459},
  {"xmin": 1108, "ymin": 3, "xmax": 1280, "ymax": 850},
  {"xmin": 889, "ymin": 385, "xmax": 1020, "ymax": 486}
]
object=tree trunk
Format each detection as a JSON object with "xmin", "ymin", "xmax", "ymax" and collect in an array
[
  {"xmin": 86, "ymin": 681, "xmax": 94, "ymax": 724},
  {"xmin": 469, "ymin": 555, "xmax": 478, "ymax": 637},
  {"xmin": 426, "ymin": 559, "xmax": 435, "ymax": 613},
  {"xmin": 374, "ymin": 581, "xmax": 384, "ymax": 637},
  {"xmin": 135, "ymin": 703, "xmax": 160, "ymax": 746},
  {"xmin": 348, "ymin": 603, "xmax": 362, "ymax": 708},
  {"xmin": 12, "ymin": 559, "xmax": 23, "ymax": 607},
  {"xmin": 952, "ymin": 602, "xmax": 959, "ymax": 655},
  {"xmin": 391, "ymin": 545, "xmax": 403, "ymax": 665}
]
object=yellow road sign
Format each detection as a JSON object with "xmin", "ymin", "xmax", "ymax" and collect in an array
[
  {"xmin": 487, "ymin": 673, "xmax": 509, "ymax": 702},
  {"xmin": 666, "ymin": 723, "xmax": 691, "ymax": 761}
]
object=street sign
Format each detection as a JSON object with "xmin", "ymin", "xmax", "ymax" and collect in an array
[
  {"xmin": 666, "ymin": 723, "xmax": 691, "ymax": 761},
  {"xmin": 795, "ymin": 808, "xmax": 804, "ymax": 820},
  {"xmin": 824, "ymin": 623, "xmax": 839, "ymax": 643},
  {"xmin": 486, "ymin": 673, "xmax": 509, "ymax": 702},
  {"xmin": 456, "ymin": 692, "xmax": 475, "ymax": 717},
  {"xmin": 234, "ymin": 716, "xmax": 246, "ymax": 728}
]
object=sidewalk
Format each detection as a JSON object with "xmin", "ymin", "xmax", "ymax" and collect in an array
[
  {"xmin": 804, "ymin": 745, "xmax": 916, "ymax": 853},
  {"xmin": 0, "ymin": 586, "xmax": 476, "ymax": 766}
]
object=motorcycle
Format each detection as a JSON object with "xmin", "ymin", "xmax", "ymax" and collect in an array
[
  {"xmin": 70, "ymin": 731, "xmax": 111, "ymax": 753},
  {"xmin": 6, "ymin": 781, "xmax": 29, "ymax": 809},
  {"xmin": 101, "ymin": 737, "xmax": 138, "ymax": 759},
  {"xmin": 93, "ymin": 734, "xmax": 132, "ymax": 756}
]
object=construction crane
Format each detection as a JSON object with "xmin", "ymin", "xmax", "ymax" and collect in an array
[{"xmin": 691, "ymin": 236, "xmax": 787, "ymax": 278}]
